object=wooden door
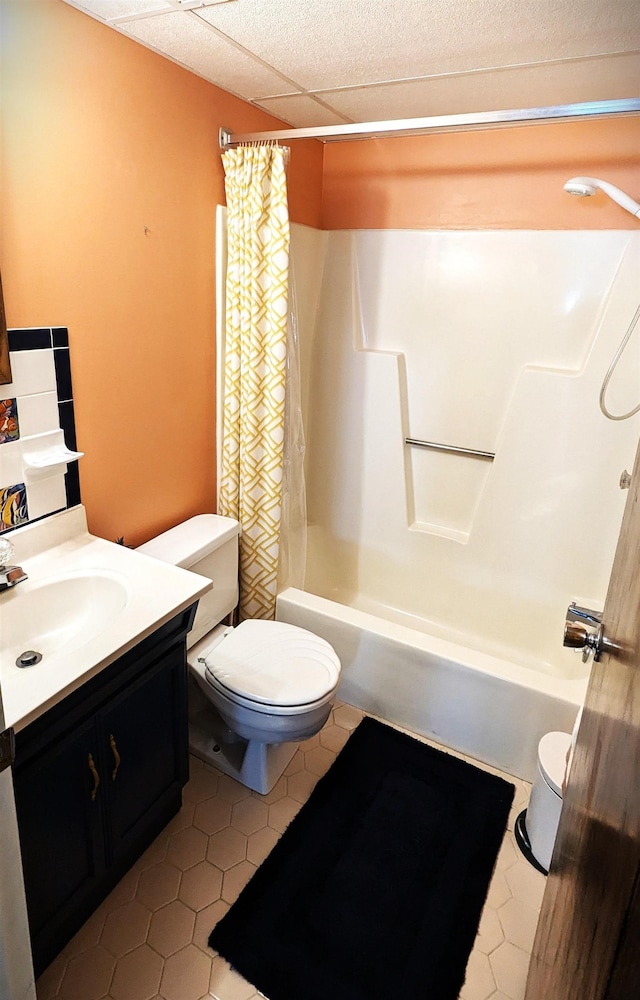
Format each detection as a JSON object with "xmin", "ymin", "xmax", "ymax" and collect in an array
[{"xmin": 525, "ymin": 438, "xmax": 640, "ymax": 998}]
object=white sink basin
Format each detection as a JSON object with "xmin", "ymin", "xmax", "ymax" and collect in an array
[
  {"xmin": 2, "ymin": 571, "xmax": 130, "ymax": 667},
  {"xmin": 0, "ymin": 505, "xmax": 211, "ymax": 732}
]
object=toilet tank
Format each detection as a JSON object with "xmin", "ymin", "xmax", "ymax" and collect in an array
[{"xmin": 138, "ymin": 514, "xmax": 240, "ymax": 648}]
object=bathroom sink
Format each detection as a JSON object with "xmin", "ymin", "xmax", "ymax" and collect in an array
[
  {"xmin": 1, "ymin": 571, "xmax": 130, "ymax": 667},
  {"xmin": 0, "ymin": 505, "xmax": 211, "ymax": 732}
]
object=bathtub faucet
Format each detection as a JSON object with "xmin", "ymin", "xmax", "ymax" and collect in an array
[{"xmin": 565, "ymin": 602, "xmax": 603, "ymax": 627}]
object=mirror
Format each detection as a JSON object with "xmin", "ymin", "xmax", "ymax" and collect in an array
[{"xmin": 0, "ymin": 271, "xmax": 12, "ymax": 385}]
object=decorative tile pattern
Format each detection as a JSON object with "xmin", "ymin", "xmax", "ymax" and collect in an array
[
  {"xmin": 0, "ymin": 481, "xmax": 28, "ymax": 532},
  {"xmin": 36, "ymin": 704, "xmax": 544, "ymax": 1000},
  {"xmin": 0, "ymin": 397, "xmax": 20, "ymax": 443}
]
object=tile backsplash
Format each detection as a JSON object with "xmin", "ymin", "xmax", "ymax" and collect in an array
[{"xmin": 0, "ymin": 328, "xmax": 81, "ymax": 533}]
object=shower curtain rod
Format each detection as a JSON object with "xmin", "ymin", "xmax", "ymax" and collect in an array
[{"xmin": 219, "ymin": 97, "xmax": 640, "ymax": 149}]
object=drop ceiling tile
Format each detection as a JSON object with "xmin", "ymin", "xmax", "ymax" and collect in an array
[
  {"xmin": 69, "ymin": 0, "xmax": 234, "ymax": 19},
  {"xmin": 320, "ymin": 53, "xmax": 640, "ymax": 124},
  {"xmin": 172, "ymin": 0, "xmax": 237, "ymax": 6},
  {"xmin": 118, "ymin": 10, "xmax": 300, "ymax": 97},
  {"xmin": 253, "ymin": 94, "xmax": 352, "ymax": 128},
  {"xmin": 196, "ymin": 0, "xmax": 456, "ymax": 90},
  {"xmin": 195, "ymin": 0, "xmax": 640, "ymax": 93},
  {"xmin": 68, "ymin": 0, "xmax": 174, "ymax": 20}
]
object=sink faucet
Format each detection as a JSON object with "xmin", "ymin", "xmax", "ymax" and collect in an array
[{"xmin": 0, "ymin": 539, "xmax": 28, "ymax": 592}]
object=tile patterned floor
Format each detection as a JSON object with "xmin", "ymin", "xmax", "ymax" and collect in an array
[{"xmin": 36, "ymin": 703, "xmax": 545, "ymax": 1000}]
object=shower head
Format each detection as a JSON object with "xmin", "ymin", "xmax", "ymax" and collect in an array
[
  {"xmin": 564, "ymin": 176, "xmax": 640, "ymax": 219},
  {"xmin": 564, "ymin": 178, "xmax": 598, "ymax": 197}
]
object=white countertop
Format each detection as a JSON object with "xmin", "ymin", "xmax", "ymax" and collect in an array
[{"xmin": 0, "ymin": 506, "xmax": 211, "ymax": 732}]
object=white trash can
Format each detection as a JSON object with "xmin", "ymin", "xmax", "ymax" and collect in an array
[{"xmin": 515, "ymin": 731, "xmax": 572, "ymax": 874}]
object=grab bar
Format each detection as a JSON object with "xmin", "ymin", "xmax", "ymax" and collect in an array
[{"xmin": 405, "ymin": 438, "xmax": 495, "ymax": 461}]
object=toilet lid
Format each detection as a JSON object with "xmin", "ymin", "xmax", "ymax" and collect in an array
[
  {"xmin": 538, "ymin": 731, "xmax": 572, "ymax": 796},
  {"xmin": 203, "ymin": 619, "xmax": 341, "ymax": 707}
]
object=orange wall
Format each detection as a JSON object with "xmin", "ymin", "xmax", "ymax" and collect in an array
[
  {"xmin": 0, "ymin": 0, "xmax": 323, "ymax": 546},
  {"xmin": 322, "ymin": 119, "xmax": 640, "ymax": 229}
]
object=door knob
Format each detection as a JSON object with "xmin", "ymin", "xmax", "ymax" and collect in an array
[{"xmin": 563, "ymin": 620, "xmax": 612, "ymax": 662}]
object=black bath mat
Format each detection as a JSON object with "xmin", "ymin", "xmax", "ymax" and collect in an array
[{"xmin": 209, "ymin": 716, "xmax": 515, "ymax": 1000}]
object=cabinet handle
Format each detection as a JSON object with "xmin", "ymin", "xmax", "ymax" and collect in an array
[
  {"xmin": 109, "ymin": 734, "xmax": 121, "ymax": 781},
  {"xmin": 88, "ymin": 753, "xmax": 100, "ymax": 801}
]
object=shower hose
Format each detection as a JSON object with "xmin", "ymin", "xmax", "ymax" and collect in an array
[{"xmin": 599, "ymin": 301, "xmax": 640, "ymax": 421}]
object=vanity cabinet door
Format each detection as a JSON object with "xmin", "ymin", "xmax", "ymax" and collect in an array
[
  {"xmin": 13, "ymin": 716, "xmax": 107, "ymax": 967},
  {"xmin": 99, "ymin": 643, "xmax": 189, "ymax": 865},
  {"xmin": 13, "ymin": 607, "xmax": 195, "ymax": 977}
]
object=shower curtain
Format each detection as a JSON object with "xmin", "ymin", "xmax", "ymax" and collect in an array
[{"xmin": 219, "ymin": 144, "xmax": 290, "ymax": 620}]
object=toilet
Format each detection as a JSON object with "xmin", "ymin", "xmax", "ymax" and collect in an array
[
  {"xmin": 515, "ymin": 730, "xmax": 572, "ymax": 874},
  {"xmin": 138, "ymin": 514, "xmax": 341, "ymax": 794}
]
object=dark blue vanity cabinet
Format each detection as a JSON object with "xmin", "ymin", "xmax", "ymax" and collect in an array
[{"xmin": 12, "ymin": 604, "xmax": 197, "ymax": 977}]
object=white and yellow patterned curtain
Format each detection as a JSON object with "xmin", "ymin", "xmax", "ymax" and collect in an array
[{"xmin": 219, "ymin": 144, "xmax": 290, "ymax": 620}]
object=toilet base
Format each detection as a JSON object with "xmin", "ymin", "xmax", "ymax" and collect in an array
[{"xmin": 188, "ymin": 687, "xmax": 298, "ymax": 794}]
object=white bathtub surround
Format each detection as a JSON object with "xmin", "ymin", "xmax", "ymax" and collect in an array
[
  {"xmin": 276, "ymin": 226, "xmax": 640, "ymax": 781},
  {"xmin": 289, "ymin": 226, "xmax": 640, "ymax": 676}
]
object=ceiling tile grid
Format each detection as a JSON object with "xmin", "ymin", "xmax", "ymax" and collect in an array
[{"xmin": 63, "ymin": 0, "xmax": 640, "ymax": 126}]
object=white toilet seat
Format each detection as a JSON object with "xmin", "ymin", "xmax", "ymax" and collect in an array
[
  {"xmin": 205, "ymin": 672, "xmax": 337, "ymax": 717},
  {"xmin": 192, "ymin": 619, "xmax": 341, "ymax": 716},
  {"xmin": 204, "ymin": 618, "xmax": 340, "ymax": 709}
]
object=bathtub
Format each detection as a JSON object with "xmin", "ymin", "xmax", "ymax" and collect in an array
[{"xmin": 276, "ymin": 587, "xmax": 588, "ymax": 783}]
